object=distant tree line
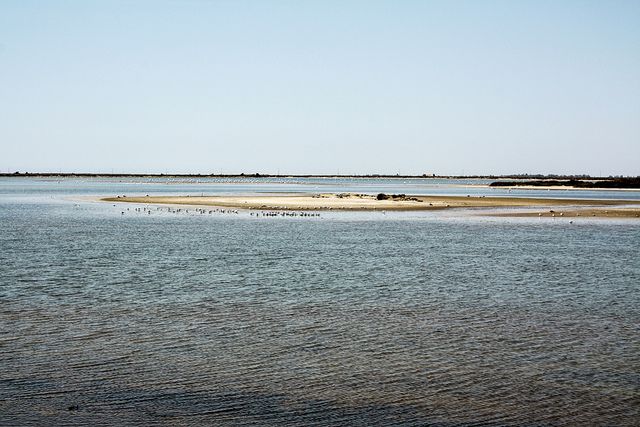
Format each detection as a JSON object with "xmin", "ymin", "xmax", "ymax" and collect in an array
[
  {"xmin": 2, "ymin": 171, "xmax": 638, "ymax": 181},
  {"xmin": 489, "ymin": 177, "xmax": 640, "ymax": 189}
]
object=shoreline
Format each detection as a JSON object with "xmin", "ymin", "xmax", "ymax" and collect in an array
[
  {"xmin": 482, "ymin": 185, "xmax": 640, "ymax": 192},
  {"xmin": 486, "ymin": 208, "xmax": 640, "ymax": 219},
  {"xmin": 100, "ymin": 193, "xmax": 640, "ymax": 218}
]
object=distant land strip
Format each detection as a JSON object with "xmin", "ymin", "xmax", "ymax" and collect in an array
[
  {"xmin": 1, "ymin": 172, "xmax": 639, "ymax": 183},
  {"xmin": 489, "ymin": 177, "xmax": 640, "ymax": 189}
]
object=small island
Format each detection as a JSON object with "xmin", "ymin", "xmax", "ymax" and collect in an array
[{"xmin": 101, "ymin": 193, "xmax": 640, "ymax": 218}]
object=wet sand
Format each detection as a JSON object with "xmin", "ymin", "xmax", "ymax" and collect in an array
[
  {"xmin": 100, "ymin": 193, "xmax": 640, "ymax": 217},
  {"xmin": 489, "ymin": 208, "xmax": 640, "ymax": 218}
]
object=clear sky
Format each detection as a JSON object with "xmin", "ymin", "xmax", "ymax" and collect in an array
[{"xmin": 1, "ymin": 1, "xmax": 638, "ymax": 175}]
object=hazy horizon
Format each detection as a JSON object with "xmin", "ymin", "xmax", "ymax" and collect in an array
[
  {"xmin": 1, "ymin": 1, "xmax": 639, "ymax": 176},
  {"xmin": 2, "ymin": 170, "xmax": 639, "ymax": 178}
]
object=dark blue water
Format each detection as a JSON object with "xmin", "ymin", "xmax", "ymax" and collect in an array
[{"xmin": 1, "ymin": 179, "xmax": 639, "ymax": 426}]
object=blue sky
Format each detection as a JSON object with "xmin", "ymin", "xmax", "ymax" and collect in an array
[{"xmin": 1, "ymin": 1, "xmax": 638, "ymax": 175}]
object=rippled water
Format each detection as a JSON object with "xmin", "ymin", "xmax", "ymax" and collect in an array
[{"xmin": 1, "ymin": 178, "xmax": 639, "ymax": 425}]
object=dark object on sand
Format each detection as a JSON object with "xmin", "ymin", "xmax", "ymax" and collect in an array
[{"xmin": 376, "ymin": 193, "xmax": 421, "ymax": 202}]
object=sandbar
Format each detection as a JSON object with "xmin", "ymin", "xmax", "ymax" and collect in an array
[
  {"xmin": 488, "ymin": 208, "xmax": 640, "ymax": 219},
  {"xmin": 100, "ymin": 193, "xmax": 640, "ymax": 218}
]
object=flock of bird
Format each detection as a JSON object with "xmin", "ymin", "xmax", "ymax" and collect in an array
[{"xmin": 115, "ymin": 205, "xmax": 321, "ymax": 218}]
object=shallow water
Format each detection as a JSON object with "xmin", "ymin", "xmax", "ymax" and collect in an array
[{"xmin": 1, "ymin": 178, "xmax": 639, "ymax": 426}]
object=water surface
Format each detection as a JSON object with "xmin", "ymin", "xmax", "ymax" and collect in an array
[{"xmin": 1, "ymin": 178, "xmax": 639, "ymax": 425}]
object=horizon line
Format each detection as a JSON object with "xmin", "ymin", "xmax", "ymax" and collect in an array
[{"xmin": 1, "ymin": 172, "xmax": 637, "ymax": 180}]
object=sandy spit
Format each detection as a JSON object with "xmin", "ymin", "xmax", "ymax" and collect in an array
[
  {"xmin": 487, "ymin": 208, "xmax": 640, "ymax": 219},
  {"xmin": 100, "ymin": 193, "xmax": 640, "ymax": 216}
]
